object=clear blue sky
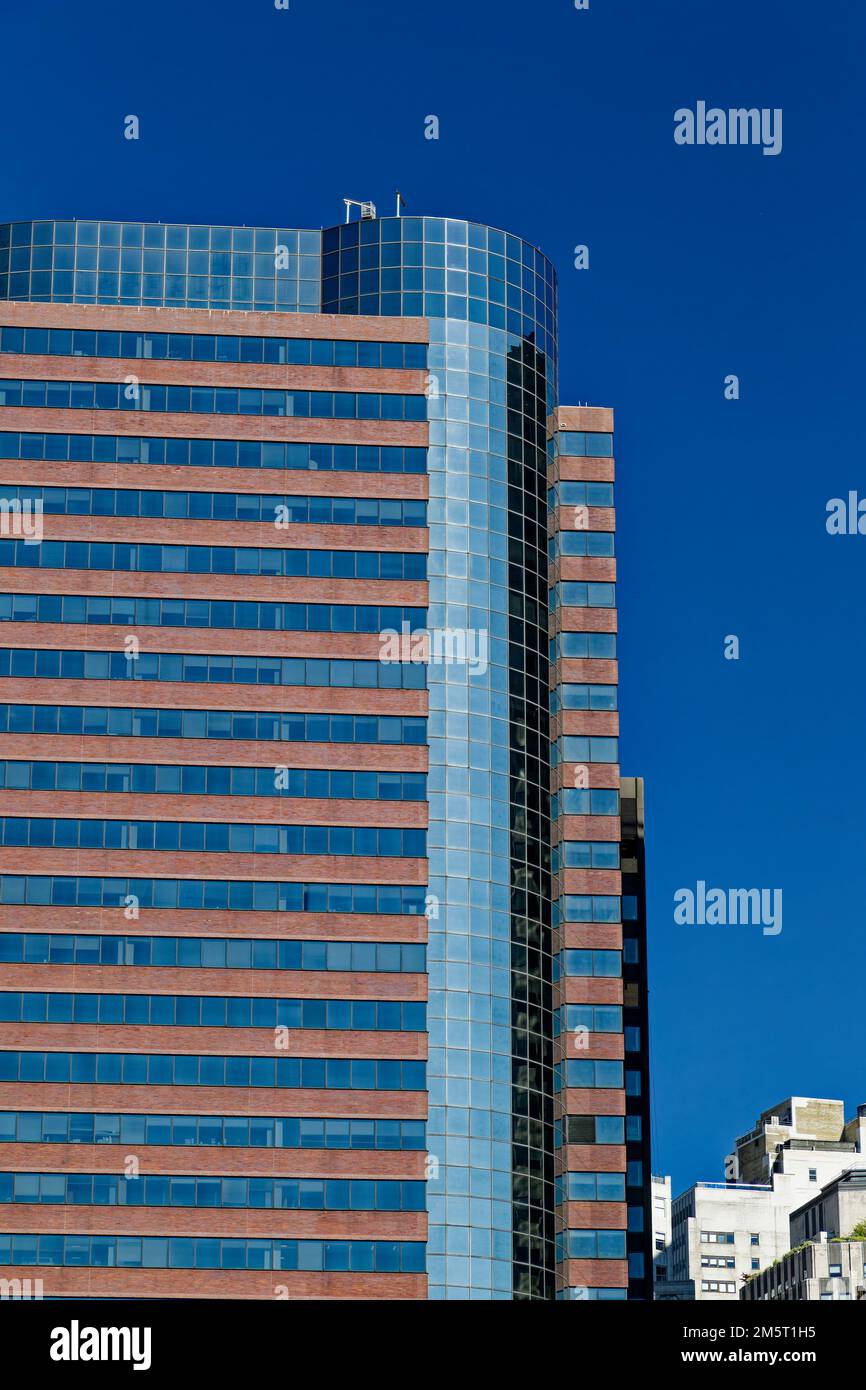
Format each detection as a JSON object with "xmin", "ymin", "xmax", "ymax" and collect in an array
[{"xmin": 3, "ymin": 0, "xmax": 865, "ymax": 1194}]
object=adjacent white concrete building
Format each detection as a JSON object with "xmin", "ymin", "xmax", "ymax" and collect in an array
[
  {"xmin": 742, "ymin": 1234, "xmax": 866, "ymax": 1302},
  {"xmin": 789, "ymin": 1167, "xmax": 866, "ymax": 1246},
  {"xmin": 656, "ymin": 1097, "xmax": 866, "ymax": 1301},
  {"xmin": 652, "ymin": 1173, "xmax": 709, "ymax": 1299},
  {"xmin": 669, "ymin": 1180, "xmax": 791, "ymax": 1299}
]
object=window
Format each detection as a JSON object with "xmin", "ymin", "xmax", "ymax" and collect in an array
[
  {"xmin": 0, "ymin": 761, "xmax": 426, "ymax": 804},
  {"xmin": 0, "ymin": 1110, "xmax": 425, "ymax": 1150},
  {"xmin": 563, "ymin": 1116, "xmax": 625, "ymax": 1145},
  {"xmin": 559, "ymin": 1230, "xmax": 627, "ymax": 1260},
  {"xmin": 556, "ymin": 948, "xmax": 621, "ymax": 979},
  {"xmin": 550, "ymin": 631, "xmax": 616, "ymax": 661},
  {"xmin": 551, "ymin": 582, "xmax": 616, "ymax": 610},
  {"xmin": 549, "ymin": 532, "xmax": 615, "ymax": 559},
  {"xmin": 0, "ymin": 701, "xmax": 427, "ymax": 745},
  {"xmin": 0, "ymin": 1052, "xmax": 427, "ymax": 1091},
  {"xmin": 555, "ymin": 1172, "xmax": 626, "ymax": 1204},
  {"xmin": 558, "ymin": 1060, "xmax": 624, "ymax": 1091},
  {"xmin": 0, "ymin": 378, "xmax": 426, "ymax": 423},
  {"xmin": 0, "ymin": 1172, "xmax": 426, "ymax": 1211},
  {"xmin": 0, "ymin": 483, "xmax": 426, "ymax": 528},
  {"xmin": 550, "ymin": 788, "xmax": 619, "ymax": 817},
  {"xmin": 0, "ymin": 325, "xmax": 427, "ymax": 371},
  {"xmin": 0, "ymin": 592, "xmax": 427, "ymax": 636},
  {"xmin": 0, "ymin": 877, "xmax": 426, "ymax": 915},
  {"xmin": 0, "ymin": 933, "xmax": 425, "ymax": 974},
  {"xmin": 0, "ymin": 817, "xmax": 426, "ymax": 860},
  {"xmin": 0, "ymin": 537, "xmax": 426, "ymax": 581},
  {"xmin": 550, "ymin": 480, "xmax": 614, "ymax": 506},
  {"xmin": 0, "ymin": 1234, "xmax": 425, "ymax": 1273},
  {"xmin": 0, "ymin": 432, "xmax": 426, "ymax": 474},
  {"xmin": 0, "ymin": 992, "xmax": 425, "ymax": 1032},
  {"xmin": 557, "ymin": 896, "xmax": 621, "ymax": 925},
  {"xmin": 552, "ymin": 842, "xmax": 619, "ymax": 870},
  {"xmin": 553, "ymin": 737, "xmax": 619, "ymax": 766}
]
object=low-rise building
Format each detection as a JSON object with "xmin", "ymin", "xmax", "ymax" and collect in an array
[
  {"xmin": 790, "ymin": 1168, "xmax": 866, "ymax": 1246},
  {"xmin": 651, "ymin": 1175, "xmax": 696, "ymax": 1297},
  {"xmin": 731, "ymin": 1097, "xmax": 863, "ymax": 1189},
  {"xmin": 652, "ymin": 1175, "xmax": 671, "ymax": 1281},
  {"xmin": 670, "ymin": 1181, "xmax": 789, "ymax": 1299},
  {"xmin": 741, "ymin": 1235, "xmax": 866, "ymax": 1302},
  {"xmin": 663, "ymin": 1097, "xmax": 865, "ymax": 1301}
]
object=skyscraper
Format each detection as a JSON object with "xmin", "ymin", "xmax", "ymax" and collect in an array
[{"xmin": 0, "ymin": 210, "xmax": 647, "ymax": 1300}]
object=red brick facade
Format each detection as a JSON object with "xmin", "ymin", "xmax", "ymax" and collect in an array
[
  {"xmin": 0, "ymin": 299, "xmax": 431, "ymax": 1299},
  {"xmin": 550, "ymin": 406, "xmax": 628, "ymax": 1299}
]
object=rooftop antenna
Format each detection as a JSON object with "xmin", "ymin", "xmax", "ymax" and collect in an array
[
  {"xmin": 395, "ymin": 190, "xmax": 406, "ymax": 217},
  {"xmin": 343, "ymin": 198, "xmax": 377, "ymax": 224}
]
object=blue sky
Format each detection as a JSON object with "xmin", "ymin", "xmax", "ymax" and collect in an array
[{"xmin": 3, "ymin": 0, "xmax": 865, "ymax": 1193}]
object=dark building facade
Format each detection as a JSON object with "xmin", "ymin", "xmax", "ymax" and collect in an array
[
  {"xmin": 0, "ymin": 211, "xmax": 649, "ymax": 1300},
  {"xmin": 620, "ymin": 776, "xmax": 653, "ymax": 1298}
]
